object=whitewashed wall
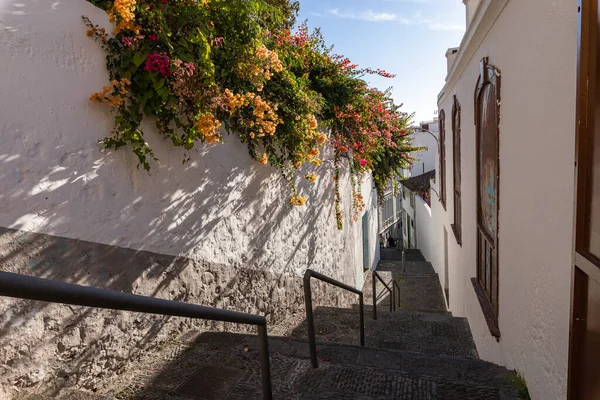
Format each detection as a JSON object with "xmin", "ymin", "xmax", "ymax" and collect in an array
[
  {"xmin": 429, "ymin": 1, "xmax": 577, "ymax": 399},
  {"xmin": 0, "ymin": 0, "xmax": 379, "ymax": 396},
  {"xmin": 0, "ymin": 0, "xmax": 376, "ymax": 278},
  {"xmin": 408, "ymin": 130, "xmax": 438, "ymax": 178},
  {"xmin": 414, "ymin": 195, "xmax": 436, "ymax": 265}
]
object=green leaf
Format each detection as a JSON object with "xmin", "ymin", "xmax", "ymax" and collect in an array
[
  {"xmin": 157, "ymin": 87, "xmax": 169, "ymax": 99},
  {"xmin": 153, "ymin": 77, "xmax": 165, "ymax": 90},
  {"xmin": 132, "ymin": 52, "xmax": 147, "ymax": 68}
]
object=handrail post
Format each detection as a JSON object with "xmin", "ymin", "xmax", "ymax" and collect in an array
[
  {"xmin": 257, "ymin": 324, "xmax": 273, "ymax": 400},
  {"xmin": 359, "ymin": 293, "xmax": 365, "ymax": 346},
  {"xmin": 394, "ymin": 280, "xmax": 401, "ymax": 310},
  {"xmin": 391, "ymin": 277, "xmax": 396, "ymax": 312},
  {"xmin": 389, "ymin": 279, "xmax": 393, "ymax": 312},
  {"xmin": 303, "ymin": 271, "xmax": 318, "ymax": 369},
  {"xmin": 303, "ymin": 269, "xmax": 364, "ymax": 368},
  {"xmin": 372, "ymin": 271, "xmax": 377, "ymax": 320}
]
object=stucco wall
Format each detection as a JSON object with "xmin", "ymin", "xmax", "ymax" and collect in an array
[
  {"xmin": 430, "ymin": 1, "xmax": 577, "ymax": 399},
  {"xmin": 408, "ymin": 130, "xmax": 438, "ymax": 177},
  {"xmin": 0, "ymin": 0, "xmax": 379, "ymax": 396},
  {"xmin": 414, "ymin": 196, "xmax": 436, "ymax": 265}
]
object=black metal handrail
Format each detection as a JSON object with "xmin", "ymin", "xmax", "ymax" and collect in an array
[
  {"xmin": 0, "ymin": 271, "xmax": 273, "ymax": 400},
  {"xmin": 303, "ymin": 269, "xmax": 365, "ymax": 369},
  {"xmin": 372, "ymin": 270, "xmax": 400, "ymax": 319}
]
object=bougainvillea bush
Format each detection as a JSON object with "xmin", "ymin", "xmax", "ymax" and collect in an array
[{"xmin": 84, "ymin": 0, "xmax": 420, "ymax": 229}]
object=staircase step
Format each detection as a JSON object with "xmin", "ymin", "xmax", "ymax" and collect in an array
[
  {"xmin": 396, "ymin": 274, "xmax": 448, "ymax": 314},
  {"xmin": 16, "ymin": 391, "xmax": 112, "ymax": 400},
  {"xmin": 282, "ymin": 307, "xmax": 477, "ymax": 359},
  {"xmin": 116, "ymin": 332, "xmax": 516, "ymax": 400},
  {"xmin": 377, "ymin": 261, "xmax": 436, "ymax": 275}
]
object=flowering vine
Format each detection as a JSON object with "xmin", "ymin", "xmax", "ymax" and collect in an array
[{"xmin": 83, "ymin": 0, "xmax": 420, "ymax": 229}]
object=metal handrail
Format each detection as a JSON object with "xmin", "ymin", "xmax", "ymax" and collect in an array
[
  {"xmin": 0, "ymin": 271, "xmax": 273, "ymax": 400},
  {"xmin": 303, "ymin": 269, "xmax": 365, "ymax": 369},
  {"xmin": 372, "ymin": 270, "xmax": 399, "ymax": 319}
]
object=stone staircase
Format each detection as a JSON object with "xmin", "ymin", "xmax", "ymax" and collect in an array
[{"xmin": 18, "ymin": 249, "xmax": 519, "ymax": 399}]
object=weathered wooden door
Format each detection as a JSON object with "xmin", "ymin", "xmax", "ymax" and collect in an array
[{"xmin": 570, "ymin": 1, "xmax": 600, "ymax": 398}]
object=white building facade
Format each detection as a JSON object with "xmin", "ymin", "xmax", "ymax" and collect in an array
[{"xmin": 421, "ymin": 0, "xmax": 598, "ymax": 399}]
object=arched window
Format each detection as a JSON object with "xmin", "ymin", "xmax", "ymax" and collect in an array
[
  {"xmin": 438, "ymin": 110, "xmax": 447, "ymax": 208},
  {"xmin": 472, "ymin": 57, "xmax": 501, "ymax": 339},
  {"xmin": 452, "ymin": 95, "xmax": 462, "ymax": 245}
]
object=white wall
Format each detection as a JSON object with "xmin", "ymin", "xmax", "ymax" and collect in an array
[
  {"xmin": 415, "ymin": 195, "xmax": 436, "ymax": 264},
  {"xmin": 430, "ymin": 1, "xmax": 577, "ymax": 399},
  {"xmin": 407, "ymin": 128, "xmax": 438, "ymax": 177},
  {"xmin": 0, "ymin": 0, "xmax": 376, "ymax": 285}
]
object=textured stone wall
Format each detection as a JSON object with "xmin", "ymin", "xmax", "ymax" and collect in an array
[{"xmin": 0, "ymin": 0, "xmax": 378, "ymax": 397}]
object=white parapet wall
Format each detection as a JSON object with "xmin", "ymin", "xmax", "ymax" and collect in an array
[{"xmin": 0, "ymin": 0, "xmax": 380, "ymax": 396}]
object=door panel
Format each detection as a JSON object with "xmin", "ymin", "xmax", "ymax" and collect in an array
[{"xmin": 571, "ymin": 0, "xmax": 600, "ymax": 398}]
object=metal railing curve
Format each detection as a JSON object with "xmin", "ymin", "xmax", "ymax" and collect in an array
[
  {"xmin": 0, "ymin": 271, "xmax": 273, "ymax": 400},
  {"xmin": 303, "ymin": 269, "xmax": 365, "ymax": 369}
]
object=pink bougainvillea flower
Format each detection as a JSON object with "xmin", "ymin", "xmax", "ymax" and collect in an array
[
  {"xmin": 215, "ymin": 36, "xmax": 224, "ymax": 47},
  {"xmin": 144, "ymin": 53, "xmax": 171, "ymax": 76},
  {"xmin": 147, "ymin": 34, "xmax": 159, "ymax": 41},
  {"xmin": 359, "ymin": 158, "xmax": 367, "ymax": 167}
]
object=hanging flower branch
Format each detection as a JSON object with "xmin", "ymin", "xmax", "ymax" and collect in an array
[{"xmin": 83, "ymin": 0, "xmax": 420, "ymax": 229}]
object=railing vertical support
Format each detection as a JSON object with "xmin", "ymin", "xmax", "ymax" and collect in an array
[
  {"xmin": 257, "ymin": 324, "xmax": 273, "ymax": 400},
  {"xmin": 372, "ymin": 271, "xmax": 377, "ymax": 320},
  {"xmin": 359, "ymin": 293, "xmax": 365, "ymax": 346},
  {"xmin": 303, "ymin": 270, "xmax": 364, "ymax": 369},
  {"xmin": 303, "ymin": 273, "xmax": 318, "ymax": 369},
  {"xmin": 391, "ymin": 278, "xmax": 396, "ymax": 311}
]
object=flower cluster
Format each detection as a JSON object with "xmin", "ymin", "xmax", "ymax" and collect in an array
[
  {"xmin": 304, "ymin": 172, "xmax": 317, "ymax": 183},
  {"xmin": 171, "ymin": 59, "xmax": 196, "ymax": 106},
  {"xmin": 120, "ymin": 34, "xmax": 144, "ymax": 49},
  {"xmin": 90, "ymin": 78, "xmax": 131, "ymax": 107},
  {"xmin": 83, "ymin": 16, "xmax": 108, "ymax": 45},
  {"xmin": 238, "ymin": 42, "xmax": 284, "ymax": 90},
  {"xmin": 144, "ymin": 53, "xmax": 171, "ymax": 76},
  {"xmin": 84, "ymin": 0, "xmax": 419, "ymax": 226},
  {"xmin": 196, "ymin": 113, "xmax": 221, "ymax": 144},
  {"xmin": 290, "ymin": 195, "xmax": 307, "ymax": 206},
  {"xmin": 110, "ymin": 0, "xmax": 140, "ymax": 34},
  {"xmin": 224, "ymin": 90, "xmax": 282, "ymax": 139}
]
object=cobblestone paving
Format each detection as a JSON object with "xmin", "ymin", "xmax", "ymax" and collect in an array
[{"xmin": 97, "ymin": 333, "xmax": 516, "ymax": 400}]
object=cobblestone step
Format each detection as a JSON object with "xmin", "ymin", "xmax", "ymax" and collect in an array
[
  {"xmin": 16, "ymin": 391, "xmax": 112, "ymax": 400},
  {"xmin": 280, "ymin": 307, "xmax": 477, "ymax": 359},
  {"xmin": 101, "ymin": 332, "xmax": 517, "ymax": 400},
  {"xmin": 377, "ymin": 261, "xmax": 436, "ymax": 275},
  {"xmin": 396, "ymin": 274, "xmax": 448, "ymax": 314}
]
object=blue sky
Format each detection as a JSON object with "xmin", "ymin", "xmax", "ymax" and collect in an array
[{"xmin": 296, "ymin": 0, "xmax": 466, "ymax": 123}]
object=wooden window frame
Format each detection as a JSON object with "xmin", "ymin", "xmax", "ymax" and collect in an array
[
  {"xmin": 472, "ymin": 57, "xmax": 501, "ymax": 340},
  {"xmin": 451, "ymin": 95, "xmax": 462, "ymax": 246},
  {"xmin": 439, "ymin": 110, "xmax": 447, "ymax": 209}
]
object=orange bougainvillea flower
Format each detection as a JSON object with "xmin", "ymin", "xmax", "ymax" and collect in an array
[
  {"xmin": 316, "ymin": 132, "xmax": 328, "ymax": 144},
  {"xmin": 259, "ymin": 153, "xmax": 268, "ymax": 164},
  {"xmin": 290, "ymin": 195, "xmax": 307, "ymax": 206},
  {"xmin": 304, "ymin": 172, "xmax": 317, "ymax": 183}
]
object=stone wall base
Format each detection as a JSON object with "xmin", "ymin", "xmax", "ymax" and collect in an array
[{"xmin": 0, "ymin": 227, "xmax": 354, "ymax": 398}]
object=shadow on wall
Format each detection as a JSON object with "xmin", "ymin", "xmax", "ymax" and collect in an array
[{"xmin": 0, "ymin": 0, "xmax": 364, "ymax": 397}]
